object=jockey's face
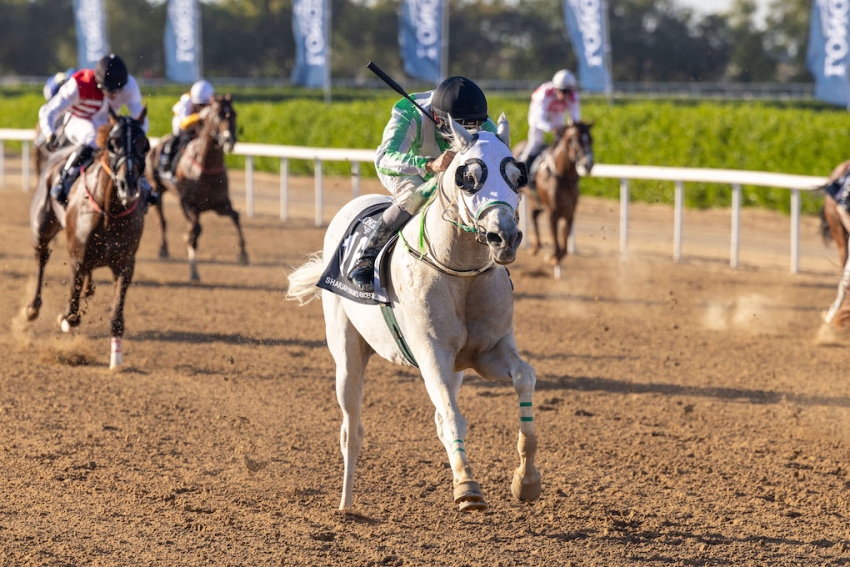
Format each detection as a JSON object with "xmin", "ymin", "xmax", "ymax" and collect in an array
[
  {"xmin": 555, "ymin": 88, "xmax": 573, "ymax": 101},
  {"xmin": 102, "ymin": 87, "xmax": 122, "ymax": 100}
]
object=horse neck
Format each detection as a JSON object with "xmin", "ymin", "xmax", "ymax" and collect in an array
[
  {"xmin": 553, "ymin": 135, "xmax": 578, "ymax": 176},
  {"xmin": 418, "ymin": 186, "xmax": 491, "ymax": 271},
  {"xmin": 195, "ymin": 118, "xmax": 224, "ymax": 167}
]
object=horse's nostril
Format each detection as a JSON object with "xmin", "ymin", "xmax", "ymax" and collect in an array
[{"xmin": 486, "ymin": 232, "xmax": 504, "ymax": 247}]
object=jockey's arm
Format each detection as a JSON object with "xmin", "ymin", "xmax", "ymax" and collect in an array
[
  {"xmin": 39, "ymin": 78, "xmax": 78, "ymax": 136},
  {"xmin": 121, "ymin": 76, "xmax": 149, "ymax": 133},
  {"xmin": 528, "ymin": 94, "xmax": 554, "ymax": 133},
  {"xmin": 375, "ymin": 98, "xmax": 432, "ymax": 179}
]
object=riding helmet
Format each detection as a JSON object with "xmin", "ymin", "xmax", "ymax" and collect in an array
[
  {"xmin": 95, "ymin": 54, "xmax": 128, "ymax": 92},
  {"xmin": 190, "ymin": 80, "xmax": 215, "ymax": 105},
  {"xmin": 552, "ymin": 69, "xmax": 577, "ymax": 91},
  {"xmin": 432, "ymin": 76, "xmax": 488, "ymax": 123}
]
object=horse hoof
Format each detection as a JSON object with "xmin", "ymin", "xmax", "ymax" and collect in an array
[
  {"xmin": 454, "ymin": 480, "xmax": 487, "ymax": 511},
  {"xmin": 60, "ymin": 318, "xmax": 71, "ymax": 333},
  {"xmin": 24, "ymin": 305, "xmax": 39, "ymax": 322},
  {"xmin": 458, "ymin": 499, "xmax": 489, "ymax": 512},
  {"xmin": 158, "ymin": 248, "xmax": 170, "ymax": 261},
  {"xmin": 238, "ymin": 252, "xmax": 250, "ymax": 266},
  {"xmin": 511, "ymin": 469, "xmax": 542, "ymax": 502}
]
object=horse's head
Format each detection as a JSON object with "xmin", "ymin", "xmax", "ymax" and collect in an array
[
  {"xmin": 104, "ymin": 107, "xmax": 150, "ymax": 207},
  {"xmin": 560, "ymin": 121, "xmax": 594, "ymax": 176},
  {"xmin": 201, "ymin": 94, "xmax": 237, "ymax": 152},
  {"xmin": 445, "ymin": 113, "xmax": 526, "ymax": 265}
]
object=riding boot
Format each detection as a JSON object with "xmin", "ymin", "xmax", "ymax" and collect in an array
[
  {"xmin": 140, "ymin": 177, "xmax": 160, "ymax": 208},
  {"xmin": 51, "ymin": 145, "xmax": 93, "ymax": 208},
  {"xmin": 159, "ymin": 137, "xmax": 179, "ymax": 181},
  {"xmin": 347, "ymin": 213, "xmax": 408, "ymax": 292},
  {"xmin": 526, "ymin": 150, "xmax": 544, "ymax": 191}
]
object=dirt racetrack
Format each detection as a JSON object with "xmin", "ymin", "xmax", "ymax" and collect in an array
[{"xmin": 2, "ymin": 159, "xmax": 850, "ymax": 566}]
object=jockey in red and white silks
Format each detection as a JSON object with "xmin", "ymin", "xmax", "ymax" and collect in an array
[
  {"xmin": 517, "ymin": 69, "xmax": 581, "ymax": 165},
  {"xmin": 38, "ymin": 68, "xmax": 148, "ymax": 150}
]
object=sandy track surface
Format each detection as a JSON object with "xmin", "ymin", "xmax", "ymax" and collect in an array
[{"xmin": 1, "ymin": 160, "xmax": 849, "ymax": 566}]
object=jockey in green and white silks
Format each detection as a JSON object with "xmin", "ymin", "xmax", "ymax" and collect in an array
[{"xmin": 348, "ymin": 76, "xmax": 496, "ymax": 292}]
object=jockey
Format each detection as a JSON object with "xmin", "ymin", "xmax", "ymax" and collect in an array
[
  {"xmin": 158, "ymin": 79, "xmax": 216, "ymax": 179},
  {"xmin": 517, "ymin": 69, "xmax": 581, "ymax": 189},
  {"xmin": 347, "ymin": 76, "xmax": 497, "ymax": 292},
  {"xmin": 39, "ymin": 54, "xmax": 153, "ymax": 208},
  {"xmin": 43, "ymin": 68, "xmax": 76, "ymax": 101}
]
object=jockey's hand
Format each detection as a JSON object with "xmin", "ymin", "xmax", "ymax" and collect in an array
[
  {"xmin": 45, "ymin": 134, "xmax": 59, "ymax": 152},
  {"xmin": 425, "ymin": 150, "xmax": 456, "ymax": 173}
]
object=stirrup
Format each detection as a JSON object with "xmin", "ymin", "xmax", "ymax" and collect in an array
[{"xmin": 51, "ymin": 183, "xmax": 68, "ymax": 207}]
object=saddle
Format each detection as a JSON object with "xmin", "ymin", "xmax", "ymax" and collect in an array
[
  {"xmin": 826, "ymin": 171, "xmax": 850, "ymax": 210},
  {"xmin": 317, "ymin": 202, "xmax": 397, "ymax": 305}
]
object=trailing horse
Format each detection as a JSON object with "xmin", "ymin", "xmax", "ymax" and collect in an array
[
  {"xmin": 819, "ymin": 159, "xmax": 850, "ymax": 328},
  {"xmin": 287, "ymin": 115, "xmax": 541, "ymax": 512},
  {"xmin": 145, "ymin": 94, "xmax": 247, "ymax": 280},
  {"xmin": 513, "ymin": 121, "xmax": 594, "ymax": 278},
  {"xmin": 23, "ymin": 108, "xmax": 149, "ymax": 369}
]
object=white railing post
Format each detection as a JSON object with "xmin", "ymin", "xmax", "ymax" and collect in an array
[
  {"xmin": 315, "ymin": 159, "xmax": 324, "ymax": 227},
  {"xmin": 674, "ymin": 180, "xmax": 684, "ymax": 262},
  {"xmin": 791, "ymin": 189, "xmax": 800, "ymax": 274},
  {"xmin": 280, "ymin": 158, "xmax": 289, "ymax": 221},
  {"xmin": 730, "ymin": 183, "xmax": 742, "ymax": 269},
  {"xmin": 245, "ymin": 156, "xmax": 255, "ymax": 218},
  {"xmin": 620, "ymin": 178, "xmax": 629, "ymax": 258},
  {"xmin": 351, "ymin": 162, "xmax": 360, "ymax": 198},
  {"xmin": 22, "ymin": 142, "xmax": 30, "ymax": 191}
]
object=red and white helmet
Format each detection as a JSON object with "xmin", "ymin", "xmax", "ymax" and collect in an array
[
  {"xmin": 552, "ymin": 69, "xmax": 577, "ymax": 91},
  {"xmin": 190, "ymin": 80, "xmax": 215, "ymax": 105}
]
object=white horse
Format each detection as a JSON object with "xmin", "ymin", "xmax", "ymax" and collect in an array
[{"xmin": 287, "ymin": 115, "xmax": 541, "ymax": 512}]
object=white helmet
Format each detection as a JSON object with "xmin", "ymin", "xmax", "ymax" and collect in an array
[
  {"xmin": 190, "ymin": 80, "xmax": 215, "ymax": 105},
  {"xmin": 552, "ymin": 69, "xmax": 577, "ymax": 91}
]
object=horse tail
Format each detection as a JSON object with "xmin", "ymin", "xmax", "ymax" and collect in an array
[{"xmin": 286, "ymin": 252, "xmax": 324, "ymax": 305}]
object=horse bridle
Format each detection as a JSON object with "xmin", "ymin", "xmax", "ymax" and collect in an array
[
  {"xmin": 104, "ymin": 118, "xmax": 149, "ymax": 193},
  {"xmin": 206, "ymin": 102, "xmax": 236, "ymax": 149}
]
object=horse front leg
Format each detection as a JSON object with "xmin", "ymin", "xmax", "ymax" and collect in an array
[
  {"xmin": 474, "ymin": 337, "xmax": 541, "ymax": 502},
  {"xmin": 153, "ymin": 201, "xmax": 169, "ymax": 260},
  {"xmin": 420, "ymin": 358, "xmax": 487, "ymax": 511},
  {"xmin": 530, "ymin": 208, "xmax": 543, "ymax": 256},
  {"xmin": 222, "ymin": 205, "xmax": 249, "ymax": 266},
  {"xmin": 106, "ymin": 262, "xmax": 135, "ymax": 369},
  {"xmin": 184, "ymin": 215, "xmax": 202, "ymax": 281},
  {"xmin": 825, "ymin": 248, "xmax": 850, "ymax": 326}
]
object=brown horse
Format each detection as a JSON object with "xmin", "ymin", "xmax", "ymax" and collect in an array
[
  {"xmin": 513, "ymin": 121, "xmax": 594, "ymax": 278},
  {"xmin": 819, "ymin": 159, "xmax": 850, "ymax": 327},
  {"xmin": 23, "ymin": 108, "xmax": 149, "ymax": 369},
  {"xmin": 146, "ymin": 94, "xmax": 247, "ymax": 280}
]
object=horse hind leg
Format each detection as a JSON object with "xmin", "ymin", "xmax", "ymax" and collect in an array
[
  {"xmin": 324, "ymin": 299, "xmax": 370, "ymax": 511},
  {"xmin": 59, "ymin": 263, "xmax": 87, "ymax": 333},
  {"xmin": 185, "ymin": 219, "xmax": 202, "ymax": 281},
  {"xmin": 106, "ymin": 264, "xmax": 134, "ymax": 369},
  {"xmin": 24, "ymin": 243, "xmax": 52, "ymax": 321},
  {"xmin": 824, "ymin": 250, "xmax": 850, "ymax": 326},
  {"xmin": 223, "ymin": 206, "xmax": 249, "ymax": 265},
  {"xmin": 154, "ymin": 201, "xmax": 169, "ymax": 260}
]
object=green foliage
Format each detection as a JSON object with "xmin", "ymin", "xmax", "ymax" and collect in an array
[{"xmin": 3, "ymin": 86, "xmax": 845, "ymax": 215}]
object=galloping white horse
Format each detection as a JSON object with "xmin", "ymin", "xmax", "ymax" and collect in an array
[{"xmin": 287, "ymin": 115, "xmax": 541, "ymax": 512}]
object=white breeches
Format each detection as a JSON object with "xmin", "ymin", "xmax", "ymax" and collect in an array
[
  {"xmin": 377, "ymin": 172, "xmax": 427, "ymax": 214},
  {"xmin": 172, "ymin": 116, "xmax": 182, "ymax": 137},
  {"xmin": 63, "ymin": 115, "xmax": 99, "ymax": 148},
  {"xmin": 519, "ymin": 127, "xmax": 547, "ymax": 163}
]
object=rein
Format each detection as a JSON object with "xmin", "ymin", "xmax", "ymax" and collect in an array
[
  {"xmin": 81, "ymin": 157, "xmax": 140, "ymax": 219},
  {"xmin": 399, "ymin": 173, "xmax": 496, "ymax": 277}
]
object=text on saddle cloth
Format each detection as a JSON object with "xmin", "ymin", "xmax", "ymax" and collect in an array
[{"xmin": 317, "ymin": 202, "xmax": 395, "ymax": 306}]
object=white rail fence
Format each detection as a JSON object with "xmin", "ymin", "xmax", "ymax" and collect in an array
[{"xmin": 0, "ymin": 128, "xmax": 827, "ymax": 274}]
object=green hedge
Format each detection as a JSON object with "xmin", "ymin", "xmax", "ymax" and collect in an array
[{"xmin": 3, "ymin": 86, "xmax": 846, "ymax": 215}]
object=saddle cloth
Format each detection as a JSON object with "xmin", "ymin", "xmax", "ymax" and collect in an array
[
  {"xmin": 825, "ymin": 172, "xmax": 850, "ymax": 210},
  {"xmin": 317, "ymin": 202, "xmax": 395, "ymax": 305}
]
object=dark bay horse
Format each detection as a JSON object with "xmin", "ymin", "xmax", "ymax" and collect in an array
[
  {"xmin": 513, "ymin": 121, "xmax": 594, "ymax": 278},
  {"xmin": 819, "ymin": 159, "xmax": 850, "ymax": 328},
  {"xmin": 23, "ymin": 108, "xmax": 149, "ymax": 369},
  {"xmin": 146, "ymin": 94, "xmax": 248, "ymax": 280}
]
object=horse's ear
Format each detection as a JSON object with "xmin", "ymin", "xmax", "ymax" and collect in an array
[
  {"xmin": 136, "ymin": 106, "xmax": 147, "ymax": 123},
  {"xmin": 496, "ymin": 112, "xmax": 510, "ymax": 147},
  {"xmin": 109, "ymin": 107, "xmax": 119, "ymax": 123},
  {"xmin": 225, "ymin": 93, "xmax": 232, "ymax": 102},
  {"xmin": 447, "ymin": 114, "xmax": 474, "ymax": 152}
]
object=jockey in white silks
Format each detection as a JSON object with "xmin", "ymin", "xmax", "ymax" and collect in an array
[
  {"xmin": 347, "ymin": 76, "xmax": 498, "ymax": 292},
  {"xmin": 158, "ymin": 80, "xmax": 216, "ymax": 178},
  {"xmin": 517, "ymin": 69, "xmax": 582, "ymax": 189},
  {"xmin": 43, "ymin": 68, "xmax": 76, "ymax": 101},
  {"xmin": 38, "ymin": 54, "xmax": 150, "ymax": 207}
]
